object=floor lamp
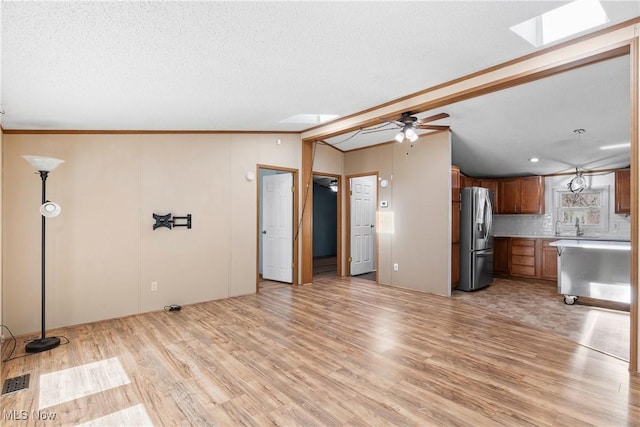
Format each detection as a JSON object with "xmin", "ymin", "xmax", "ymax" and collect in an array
[{"xmin": 22, "ymin": 155, "xmax": 65, "ymax": 353}]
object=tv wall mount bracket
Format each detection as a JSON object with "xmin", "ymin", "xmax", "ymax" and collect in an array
[{"xmin": 152, "ymin": 213, "xmax": 192, "ymax": 230}]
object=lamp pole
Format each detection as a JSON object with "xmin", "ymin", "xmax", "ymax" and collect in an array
[
  {"xmin": 22, "ymin": 155, "xmax": 64, "ymax": 353},
  {"xmin": 40, "ymin": 172, "xmax": 50, "ymax": 341}
]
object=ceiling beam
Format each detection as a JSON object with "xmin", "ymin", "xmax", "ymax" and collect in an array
[{"xmin": 302, "ymin": 19, "xmax": 639, "ymax": 143}]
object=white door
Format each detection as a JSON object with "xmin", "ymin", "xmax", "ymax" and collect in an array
[
  {"xmin": 262, "ymin": 173, "xmax": 293, "ymax": 283},
  {"xmin": 350, "ymin": 175, "xmax": 377, "ymax": 275}
]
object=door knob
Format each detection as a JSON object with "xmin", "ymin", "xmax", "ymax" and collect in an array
[
  {"xmin": 262, "ymin": 230, "xmax": 267, "ymax": 234},
  {"xmin": 370, "ymin": 224, "xmax": 374, "ymax": 228}
]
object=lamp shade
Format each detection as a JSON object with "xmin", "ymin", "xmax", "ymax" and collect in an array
[
  {"xmin": 405, "ymin": 128, "xmax": 419, "ymax": 142},
  {"xmin": 40, "ymin": 202, "xmax": 62, "ymax": 218},
  {"xmin": 22, "ymin": 155, "xmax": 65, "ymax": 172}
]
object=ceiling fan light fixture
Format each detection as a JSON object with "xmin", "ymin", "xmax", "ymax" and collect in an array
[
  {"xmin": 405, "ymin": 128, "xmax": 419, "ymax": 143},
  {"xmin": 394, "ymin": 131, "xmax": 405, "ymax": 143}
]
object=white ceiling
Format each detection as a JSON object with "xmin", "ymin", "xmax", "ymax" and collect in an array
[
  {"xmin": 326, "ymin": 55, "xmax": 631, "ymax": 176},
  {"xmin": 2, "ymin": 1, "xmax": 639, "ymax": 176}
]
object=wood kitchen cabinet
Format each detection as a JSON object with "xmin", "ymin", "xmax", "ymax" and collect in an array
[
  {"xmin": 510, "ymin": 238, "xmax": 537, "ymax": 277},
  {"xmin": 499, "ymin": 176, "xmax": 544, "ymax": 214},
  {"xmin": 460, "ymin": 174, "xmax": 479, "ymax": 189},
  {"xmin": 451, "ymin": 166, "xmax": 461, "ymax": 202},
  {"xmin": 451, "ymin": 243, "xmax": 460, "ymax": 288},
  {"xmin": 520, "ymin": 176, "xmax": 545, "ymax": 214},
  {"xmin": 615, "ymin": 168, "xmax": 630, "ymax": 214},
  {"xmin": 499, "ymin": 179, "xmax": 520, "ymax": 214},
  {"xmin": 451, "ymin": 166, "xmax": 461, "ymax": 289},
  {"xmin": 452, "ymin": 201, "xmax": 460, "ymax": 245},
  {"xmin": 479, "ymin": 179, "xmax": 499, "ymax": 214},
  {"xmin": 493, "ymin": 237, "xmax": 509, "ymax": 276},
  {"xmin": 495, "ymin": 237, "xmax": 557, "ymax": 282},
  {"xmin": 541, "ymin": 239, "xmax": 558, "ymax": 280}
]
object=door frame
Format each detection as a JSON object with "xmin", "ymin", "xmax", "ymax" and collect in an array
[
  {"xmin": 312, "ymin": 172, "xmax": 342, "ymax": 278},
  {"xmin": 346, "ymin": 172, "xmax": 379, "ymax": 281},
  {"xmin": 256, "ymin": 165, "xmax": 299, "ymax": 291}
]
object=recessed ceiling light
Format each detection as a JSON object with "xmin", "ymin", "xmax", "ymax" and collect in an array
[
  {"xmin": 529, "ymin": 157, "xmax": 540, "ymax": 163},
  {"xmin": 600, "ymin": 142, "xmax": 631, "ymax": 150},
  {"xmin": 510, "ymin": 0, "xmax": 609, "ymax": 47},
  {"xmin": 279, "ymin": 114, "xmax": 339, "ymax": 124}
]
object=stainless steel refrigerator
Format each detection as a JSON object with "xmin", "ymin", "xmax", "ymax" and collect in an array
[{"xmin": 458, "ymin": 187, "xmax": 494, "ymax": 291}]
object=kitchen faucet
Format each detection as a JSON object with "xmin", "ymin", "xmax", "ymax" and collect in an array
[{"xmin": 575, "ymin": 217, "xmax": 584, "ymax": 237}]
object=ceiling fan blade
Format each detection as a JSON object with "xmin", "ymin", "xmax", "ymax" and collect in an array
[
  {"xmin": 418, "ymin": 112, "xmax": 450, "ymax": 123},
  {"xmin": 361, "ymin": 127, "xmax": 397, "ymax": 135},
  {"xmin": 380, "ymin": 118, "xmax": 404, "ymax": 127},
  {"xmin": 416, "ymin": 124, "xmax": 450, "ymax": 131}
]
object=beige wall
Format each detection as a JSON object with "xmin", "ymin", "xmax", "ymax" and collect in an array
[
  {"xmin": 345, "ymin": 132, "xmax": 451, "ymax": 295},
  {"xmin": 2, "ymin": 133, "xmax": 300, "ymax": 335},
  {"xmin": 312, "ymin": 143, "xmax": 343, "ymax": 175}
]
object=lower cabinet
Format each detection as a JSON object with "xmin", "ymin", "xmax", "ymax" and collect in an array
[
  {"xmin": 493, "ymin": 237, "xmax": 558, "ymax": 281},
  {"xmin": 510, "ymin": 238, "xmax": 537, "ymax": 277},
  {"xmin": 541, "ymin": 240, "xmax": 558, "ymax": 280},
  {"xmin": 494, "ymin": 237, "xmax": 509, "ymax": 276},
  {"xmin": 451, "ymin": 243, "xmax": 460, "ymax": 290}
]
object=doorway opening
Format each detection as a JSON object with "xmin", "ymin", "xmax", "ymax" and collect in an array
[
  {"xmin": 312, "ymin": 174, "xmax": 340, "ymax": 278},
  {"xmin": 348, "ymin": 174, "xmax": 378, "ymax": 282},
  {"xmin": 257, "ymin": 166, "xmax": 298, "ymax": 291}
]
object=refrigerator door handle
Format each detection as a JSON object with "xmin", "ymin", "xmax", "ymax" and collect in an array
[{"xmin": 484, "ymin": 197, "xmax": 493, "ymax": 241}]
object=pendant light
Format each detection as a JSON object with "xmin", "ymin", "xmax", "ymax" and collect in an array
[{"xmin": 568, "ymin": 129, "xmax": 587, "ymax": 193}]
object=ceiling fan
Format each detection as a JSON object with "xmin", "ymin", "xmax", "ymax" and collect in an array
[{"xmin": 362, "ymin": 112, "xmax": 450, "ymax": 143}]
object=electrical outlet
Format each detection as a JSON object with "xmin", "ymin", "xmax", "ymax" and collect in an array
[
  {"xmin": 151, "ymin": 281, "xmax": 158, "ymax": 291},
  {"xmin": 393, "ymin": 263, "xmax": 399, "ymax": 271}
]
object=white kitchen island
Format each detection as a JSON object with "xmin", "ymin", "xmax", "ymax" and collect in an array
[{"xmin": 549, "ymin": 240, "xmax": 631, "ymax": 304}]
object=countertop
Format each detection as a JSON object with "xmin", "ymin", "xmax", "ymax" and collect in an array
[
  {"xmin": 549, "ymin": 239, "xmax": 631, "ymax": 251},
  {"xmin": 493, "ymin": 234, "xmax": 630, "ymax": 242}
]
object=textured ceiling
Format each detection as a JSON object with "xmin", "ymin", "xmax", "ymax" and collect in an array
[{"xmin": 1, "ymin": 1, "xmax": 639, "ymax": 176}]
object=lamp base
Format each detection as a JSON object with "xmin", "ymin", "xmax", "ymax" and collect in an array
[{"xmin": 25, "ymin": 337, "xmax": 61, "ymax": 353}]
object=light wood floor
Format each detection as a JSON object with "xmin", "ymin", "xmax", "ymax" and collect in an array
[
  {"xmin": 2, "ymin": 276, "xmax": 639, "ymax": 426},
  {"xmin": 453, "ymin": 277, "xmax": 630, "ymax": 361}
]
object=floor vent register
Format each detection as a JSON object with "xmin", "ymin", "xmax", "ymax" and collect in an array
[{"xmin": 2, "ymin": 374, "xmax": 30, "ymax": 395}]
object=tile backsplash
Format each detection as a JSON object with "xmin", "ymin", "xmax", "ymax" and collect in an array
[
  {"xmin": 493, "ymin": 213, "xmax": 630, "ymax": 238},
  {"xmin": 493, "ymin": 172, "xmax": 631, "ymax": 240}
]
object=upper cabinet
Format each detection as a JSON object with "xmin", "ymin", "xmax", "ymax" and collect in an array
[
  {"xmin": 455, "ymin": 167, "xmax": 544, "ymax": 215},
  {"xmin": 499, "ymin": 179, "xmax": 521, "ymax": 214},
  {"xmin": 460, "ymin": 174, "xmax": 479, "ymax": 190},
  {"xmin": 479, "ymin": 180, "xmax": 499, "ymax": 213},
  {"xmin": 499, "ymin": 176, "xmax": 544, "ymax": 214},
  {"xmin": 520, "ymin": 176, "xmax": 545, "ymax": 214},
  {"xmin": 615, "ymin": 168, "xmax": 630, "ymax": 215}
]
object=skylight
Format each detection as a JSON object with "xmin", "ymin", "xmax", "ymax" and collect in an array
[
  {"xmin": 600, "ymin": 142, "xmax": 631, "ymax": 150},
  {"xmin": 279, "ymin": 114, "xmax": 339, "ymax": 124},
  {"xmin": 510, "ymin": 0, "xmax": 609, "ymax": 48}
]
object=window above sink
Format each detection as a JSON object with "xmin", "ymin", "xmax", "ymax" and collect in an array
[{"xmin": 554, "ymin": 187, "xmax": 609, "ymax": 235}]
